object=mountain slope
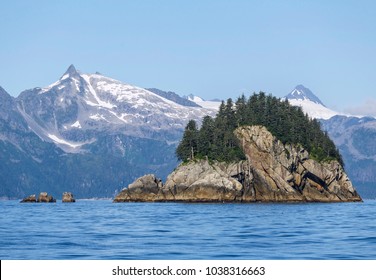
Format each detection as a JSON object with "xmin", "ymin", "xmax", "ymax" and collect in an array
[
  {"xmin": 1, "ymin": 85, "xmax": 164, "ymax": 199},
  {"xmin": 147, "ymin": 88, "xmax": 201, "ymax": 107},
  {"xmin": 0, "ymin": 86, "xmax": 65, "ymax": 198},
  {"xmin": 1, "ymin": 65, "xmax": 219, "ymax": 199},
  {"xmin": 16, "ymin": 65, "xmax": 217, "ymax": 152},
  {"xmin": 321, "ymin": 116, "xmax": 376, "ymax": 176}
]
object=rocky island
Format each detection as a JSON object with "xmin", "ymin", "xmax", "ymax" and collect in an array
[
  {"xmin": 114, "ymin": 125, "xmax": 361, "ymax": 203},
  {"xmin": 114, "ymin": 93, "xmax": 362, "ymax": 203}
]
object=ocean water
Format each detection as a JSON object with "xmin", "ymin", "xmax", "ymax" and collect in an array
[{"xmin": 1, "ymin": 199, "xmax": 375, "ymax": 260}]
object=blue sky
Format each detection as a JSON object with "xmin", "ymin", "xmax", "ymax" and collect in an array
[{"xmin": 1, "ymin": 0, "xmax": 375, "ymax": 115}]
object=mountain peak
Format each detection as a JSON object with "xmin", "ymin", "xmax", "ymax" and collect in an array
[
  {"xmin": 61, "ymin": 64, "xmax": 79, "ymax": 78},
  {"xmin": 284, "ymin": 85, "xmax": 340, "ymax": 120},
  {"xmin": 285, "ymin": 85, "xmax": 325, "ymax": 106}
]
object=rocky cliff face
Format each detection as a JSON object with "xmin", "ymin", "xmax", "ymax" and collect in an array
[
  {"xmin": 114, "ymin": 125, "xmax": 361, "ymax": 203},
  {"xmin": 235, "ymin": 126, "xmax": 360, "ymax": 202}
]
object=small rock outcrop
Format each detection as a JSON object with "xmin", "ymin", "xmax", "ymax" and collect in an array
[
  {"xmin": 114, "ymin": 126, "xmax": 362, "ymax": 203},
  {"xmin": 62, "ymin": 192, "xmax": 75, "ymax": 202},
  {"xmin": 37, "ymin": 192, "xmax": 56, "ymax": 203},
  {"xmin": 114, "ymin": 174, "xmax": 164, "ymax": 202},
  {"xmin": 20, "ymin": 194, "xmax": 37, "ymax": 203}
]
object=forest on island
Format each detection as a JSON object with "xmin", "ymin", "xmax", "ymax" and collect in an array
[{"xmin": 176, "ymin": 92, "xmax": 344, "ymax": 166}]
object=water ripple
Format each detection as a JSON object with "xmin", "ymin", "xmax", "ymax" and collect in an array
[{"xmin": 1, "ymin": 200, "xmax": 375, "ymax": 259}]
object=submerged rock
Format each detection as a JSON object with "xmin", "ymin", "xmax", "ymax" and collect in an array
[
  {"xmin": 62, "ymin": 192, "xmax": 75, "ymax": 202},
  {"xmin": 114, "ymin": 125, "xmax": 362, "ymax": 203}
]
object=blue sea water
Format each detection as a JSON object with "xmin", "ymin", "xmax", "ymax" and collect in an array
[{"xmin": 1, "ymin": 199, "xmax": 375, "ymax": 260}]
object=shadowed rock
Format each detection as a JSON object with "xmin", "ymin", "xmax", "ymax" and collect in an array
[{"xmin": 20, "ymin": 194, "xmax": 37, "ymax": 203}]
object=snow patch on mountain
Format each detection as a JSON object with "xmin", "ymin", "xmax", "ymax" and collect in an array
[
  {"xmin": 71, "ymin": 120, "xmax": 82, "ymax": 128},
  {"xmin": 60, "ymin": 73, "xmax": 70, "ymax": 81},
  {"xmin": 90, "ymin": 114, "xmax": 107, "ymax": 121},
  {"xmin": 47, "ymin": 133, "xmax": 83, "ymax": 148},
  {"xmin": 185, "ymin": 94, "xmax": 222, "ymax": 110},
  {"xmin": 287, "ymin": 98, "xmax": 339, "ymax": 120},
  {"xmin": 81, "ymin": 74, "xmax": 117, "ymax": 109},
  {"xmin": 39, "ymin": 80, "xmax": 60, "ymax": 94},
  {"xmin": 285, "ymin": 85, "xmax": 343, "ymax": 120}
]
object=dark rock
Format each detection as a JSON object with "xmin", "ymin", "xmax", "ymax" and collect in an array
[{"xmin": 20, "ymin": 194, "xmax": 37, "ymax": 203}]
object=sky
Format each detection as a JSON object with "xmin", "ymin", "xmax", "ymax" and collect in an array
[{"xmin": 1, "ymin": 0, "xmax": 375, "ymax": 115}]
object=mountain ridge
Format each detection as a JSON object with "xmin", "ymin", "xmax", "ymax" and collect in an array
[{"xmin": 15, "ymin": 65, "xmax": 218, "ymax": 152}]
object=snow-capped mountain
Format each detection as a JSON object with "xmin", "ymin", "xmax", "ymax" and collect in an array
[
  {"xmin": 285, "ymin": 84, "xmax": 325, "ymax": 105},
  {"xmin": 16, "ymin": 65, "xmax": 217, "ymax": 152},
  {"xmin": 284, "ymin": 85, "xmax": 340, "ymax": 120},
  {"xmin": 0, "ymin": 65, "xmax": 222, "ymax": 199}
]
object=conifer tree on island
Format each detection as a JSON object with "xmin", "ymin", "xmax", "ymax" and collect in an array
[
  {"xmin": 176, "ymin": 119, "xmax": 198, "ymax": 161},
  {"xmin": 176, "ymin": 92, "xmax": 344, "ymax": 167}
]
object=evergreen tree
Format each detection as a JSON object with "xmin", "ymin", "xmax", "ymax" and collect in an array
[
  {"xmin": 197, "ymin": 116, "xmax": 215, "ymax": 158},
  {"xmin": 176, "ymin": 120, "xmax": 198, "ymax": 161},
  {"xmin": 235, "ymin": 94, "xmax": 247, "ymax": 126}
]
